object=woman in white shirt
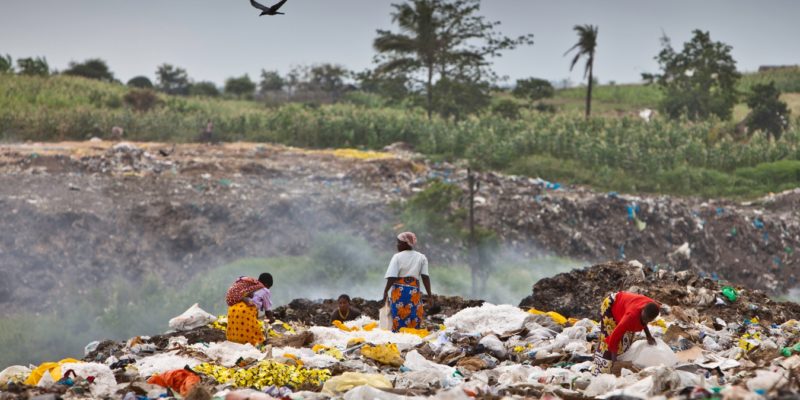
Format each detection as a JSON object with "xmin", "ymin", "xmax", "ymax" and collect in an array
[{"xmin": 382, "ymin": 231, "xmax": 433, "ymax": 332}]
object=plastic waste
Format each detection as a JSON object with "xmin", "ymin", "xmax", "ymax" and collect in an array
[
  {"xmin": 361, "ymin": 343, "xmax": 404, "ymax": 367},
  {"xmin": 478, "ymin": 335, "xmax": 507, "ymax": 359},
  {"xmin": 343, "ymin": 385, "xmax": 409, "ymax": 400},
  {"xmin": 24, "ymin": 358, "xmax": 82, "ymax": 386},
  {"xmin": 168, "ymin": 303, "xmax": 217, "ymax": 331},
  {"xmin": 618, "ymin": 339, "xmax": 678, "ymax": 368},
  {"xmin": 147, "ymin": 369, "xmax": 201, "ymax": 397},
  {"xmin": 584, "ymin": 373, "xmax": 618, "ymax": 397},
  {"xmin": 746, "ymin": 370, "xmax": 786, "ymax": 392},
  {"xmin": 379, "ymin": 306, "xmax": 392, "ymax": 331},
  {"xmin": 84, "ymin": 341, "xmax": 100, "ymax": 356},
  {"xmin": 321, "ymin": 372, "xmax": 392, "ymax": 395},
  {"xmin": 0, "ymin": 366, "xmax": 31, "ymax": 387},
  {"xmin": 721, "ymin": 287, "xmax": 738, "ymax": 302}
]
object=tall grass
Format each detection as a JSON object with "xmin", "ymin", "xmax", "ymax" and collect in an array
[{"xmin": 2, "ymin": 74, "xmax": 800, "ymax": 198}]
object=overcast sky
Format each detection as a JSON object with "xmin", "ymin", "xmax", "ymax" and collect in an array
[{"xmin": 2, "ymin": 0, "xmax": 799, "ymax": 86}]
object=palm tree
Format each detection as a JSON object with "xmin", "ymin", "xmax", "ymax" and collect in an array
[
  {"xmin": 565, "ymin": 24, "xmax": 598, "ymax": 118},
  {"xmin": 373, "ymin": 0, "xmax": 438, "ymax": 119}
]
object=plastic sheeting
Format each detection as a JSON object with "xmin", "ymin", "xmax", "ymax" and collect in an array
[{"xmin": 168, "ymin": 303, "xmax": 217, "ymax": 331}]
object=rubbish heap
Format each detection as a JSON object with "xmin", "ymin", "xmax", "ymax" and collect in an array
[{"xmin": 2, "ymin": 262, "xmax": 798, "ymax": 399}]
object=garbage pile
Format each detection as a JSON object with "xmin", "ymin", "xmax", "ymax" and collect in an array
[
  {"xmin": 2, "ymin": 280, "xmax": 798, "ymax": 399},
  {"xmin": 1, "ymin": 141, "xmax": 798, "ymax": 316},
  {"xmin": 521, "ymin": 261, "xmax": 800, "ymax": 324}
]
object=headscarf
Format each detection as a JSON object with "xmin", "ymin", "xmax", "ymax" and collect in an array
[
  {"xmin": 225, "ymin": 276, "xmax": 265, "ymax": 306},
  {"xmin": 397, "ymin": 231, "xmax": 417, "ymax": 247}
]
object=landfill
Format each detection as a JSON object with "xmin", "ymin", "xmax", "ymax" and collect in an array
[
  {"xmin": 1, "ymin": 141, "xmax": 798, "ymax": 316},
  {"xmin": 2, "ymin": 261, "xmax": 798, "ymax": 399}
]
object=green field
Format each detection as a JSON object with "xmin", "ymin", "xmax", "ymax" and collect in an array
[{"xmin": 2, "ymin": 74, "xmax": 800, "ymax": 198}]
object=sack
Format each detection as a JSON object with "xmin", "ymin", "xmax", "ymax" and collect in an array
[
  {"xmin": 618, "ymin": 339, "xmax": 678, "ymax": 368},
  {"xmin": 379, "ymin": 305, "xmax": 392, "ymax": 331},
  {"xmin": 168, "ymin": 303, "xmax": 217, "ymax": 331}
]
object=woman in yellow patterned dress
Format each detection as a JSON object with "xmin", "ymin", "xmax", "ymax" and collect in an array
[{"xmin": 225, "ymin": 276, "xmax": 266, "ymax": 346}]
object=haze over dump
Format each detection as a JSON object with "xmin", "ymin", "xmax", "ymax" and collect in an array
[
  {"xmin": 1, "ymin": 141, "xmax": 798, "ymax": 367},
  {"xmin": 1, "ymin": 0, "xmax": 798, "ymax": 85}
]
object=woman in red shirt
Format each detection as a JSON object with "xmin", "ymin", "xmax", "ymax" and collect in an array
[{"xmin": 593, "ymin": 291, "xmax": 660, "ymax": 375}]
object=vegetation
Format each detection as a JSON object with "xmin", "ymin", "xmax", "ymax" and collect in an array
[
  {"xmin": 126, "ymin": 75, "xmax": 154, "ymax": 89},
  {"xmin": 0, "ymin": 54, "xmax": 13, "ymax": 74},
  {"xmin": 512, "ymin": 78, "xmax": 555, "ymax": 102},
  {"xmin": 225, "ymin": 74, "xmax": 256, "ymax": 99},
  {"xmin": 2, "ymin": 74, "xmax": 800, "ymax": 198},
  {"xmin": 745, "ymin": 82, "xmax": 791, "ymax": 139},
  {"xmin": 16, "ymin": 56, "xmax": 49, "ymax": 76},
  {"xmin": 62, "ymin": 58, "xmax": 115, "ymax": 82},
  {"xmin": 373, "ymin": 0, "xmax": 533, "ymax": 119},
  {"xmin": 644, "ymin": 30, "xmax": 741, "ymax": 121},
  {"xmin": 564, "ymin": 24, "xmax": 598, "ymax": 118},
  {"xmin": 156, "ymin": 63, "xmax": 191, "ymax": 95}
]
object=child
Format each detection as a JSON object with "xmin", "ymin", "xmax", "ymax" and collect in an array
[{"xmin": 330, "ymin": 294, "xmax": 361, "ymax": 325}]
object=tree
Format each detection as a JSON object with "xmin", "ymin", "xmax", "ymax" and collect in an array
[
  {"xmin": 564, "ymin": 24, "xmax": 598, "ymax": 118},
  {"xmin": 189, "ymin": 81, "xmax": 220, "ymax": 97},
  {"xmin": 0, "ymin": 54, "xmax": 12, "ymax": 74},
  {"xmin": 127, "ymin": 76, "xmax": 154, "ymax": 88},
  {"xmin": 512, "ymin": 77, "xmax": 554, "ymax": 102},
  {"xmin": 307, "ymin": 64, "xmax": 349, "ymax": 99},
  {"xmin": 16, "ymin": 57, "xmax": 49, "ymax": 76},
  {"xmin": 373, "ymin": 0, "xmax": 533, "ymax": 119},
  {"xmin": 746, "ymin": 82, "xmax": 791, "ymax": 140},
  {"xmin": 432, "ymin": 77, "xmax": 490, "ymax": 120},
  {"xmin": 259, "ymin": 70, "xmax": 285, "ymax": 93},
  {"xmin": 354, "ymin": 69, "xmax": 411, "ymax": 104},
  {"xmin": 643, "ymin": 30, "xmax": 740, "ymax": 121},
  {"xmin": 155, "ymin": 64, "xmax": 191, "ymax": 95},
  {"xmin": 63, "ymin": 58, "xmax": 115, "ymax": 82},
  {"xmin": 224, "ymin": 74, "xmax": 256, "ymax": 99}
]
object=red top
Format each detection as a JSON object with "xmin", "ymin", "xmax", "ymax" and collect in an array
[{"xmin": 605, "ymin": 291, "xmax": 656, "ymax": 353}]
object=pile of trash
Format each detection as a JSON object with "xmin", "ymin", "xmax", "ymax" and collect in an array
[
  {"xmin": 2, "ymin": 279, "xmax": 798, "ymax": 399},
  {"xmin": 1, "ymin": 141, "xmax": 799, "ymax": 316},
  {"xmin": 521, "ymin": 261, "xmax": 800, "ymax": 324},
  {"xmin": 273, "ymin": 296, "xmax": 484, "ymax": 327}
]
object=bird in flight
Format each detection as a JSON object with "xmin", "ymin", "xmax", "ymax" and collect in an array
[{"xmin": 250, "ymin": 0, "xmax": 289, "ymax": 16}]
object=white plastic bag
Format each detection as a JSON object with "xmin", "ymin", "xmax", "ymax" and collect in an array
[
  {"xmin": 584, "ymin": 374, "xmax": 618, "ymax": 397},
  {"xmin": 168, "ymin": 303, "xmax": 217, "ymax": 331},
  {"xmin": 379, "ymin": 305, "xmax": 392, "ymax": 331},
  {"xmin": 618, "ymin": 339, "xmax": 678, "ymax": 368},
  {"xmin": 478, "ymin": 335, "xmax": 507, "ymax": 359}
]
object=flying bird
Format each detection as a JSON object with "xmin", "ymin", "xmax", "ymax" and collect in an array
[{"xmin": 250, "ymin": 0, "xmax": 288, "ymax": 16}]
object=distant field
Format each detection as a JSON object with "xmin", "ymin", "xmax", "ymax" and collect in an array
[{"xmin": 2, "ymin": 74, "xmax": 800, "ymax": 199}]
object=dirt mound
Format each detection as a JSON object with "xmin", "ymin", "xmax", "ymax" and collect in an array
[
  {"xmin": 521, "ymin": 261, "xmax": 800, "ymax": 324},
  {"xmin": 274, "ymin": 295, "xmax": 484, "ymax": 327}
]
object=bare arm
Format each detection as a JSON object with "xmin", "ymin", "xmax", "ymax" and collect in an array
[
  {"xmin": 382, "ymin": 278, "xmax": 394, "ymax": 305},
  {"xmin": 643, "ymin": 324, "xmax": 656, "ymax": 345},
  {"xmin": 421, "ymin": 274, "xmax": 432, "ymax": 297}
]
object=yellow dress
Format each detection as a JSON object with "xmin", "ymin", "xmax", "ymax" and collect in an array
[{"xmin": 226, "ymin": 302, "xmax": 264, "ymax": 346}]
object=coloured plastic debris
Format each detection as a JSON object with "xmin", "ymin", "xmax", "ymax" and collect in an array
[
  {"xmin": 721, "ymin": 286, "xmax": 738, "ymax": 302},
  {"xmin": 194, "ymin": 361, "xmax": 330, "ymax": 389}
]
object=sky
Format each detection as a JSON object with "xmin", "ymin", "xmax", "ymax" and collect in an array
[{"xmin": 1, "ymin": 0, "xmax": 799, "ymax": 87}]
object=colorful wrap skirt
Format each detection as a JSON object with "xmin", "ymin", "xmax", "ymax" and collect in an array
[
  {"xmin": 593, "ymin": 292, "xmax": 635, "ymax": 375},
  {"xmin": 388, "ymin": 277, "xmax": 424, "ymax": 332},
  {"xmin": 226, "ymin": 302, "xmax": 265, "ymax": 346}
]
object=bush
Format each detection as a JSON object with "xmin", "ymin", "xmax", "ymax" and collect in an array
[
  {"xmin": 746, "ymin": 82, "xmax": 791, "ymax": 140},
  {"xmin": 127, "ymin": 76, "xmax": 154, "ymax": 88},
  {"xmin": 735, "ymin": 160, "xmax": 800, "ymax": 188},
  {"xmin": 491, "ymin": 98, "xmax": 522, "ymax": 119},
  {"xmin": 123, "ymin": 89, "xmax": 160, "ymax": 112},
  {"xmin": 512, "ymin": 78, "xmax": 555, "ymax": 101}
]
